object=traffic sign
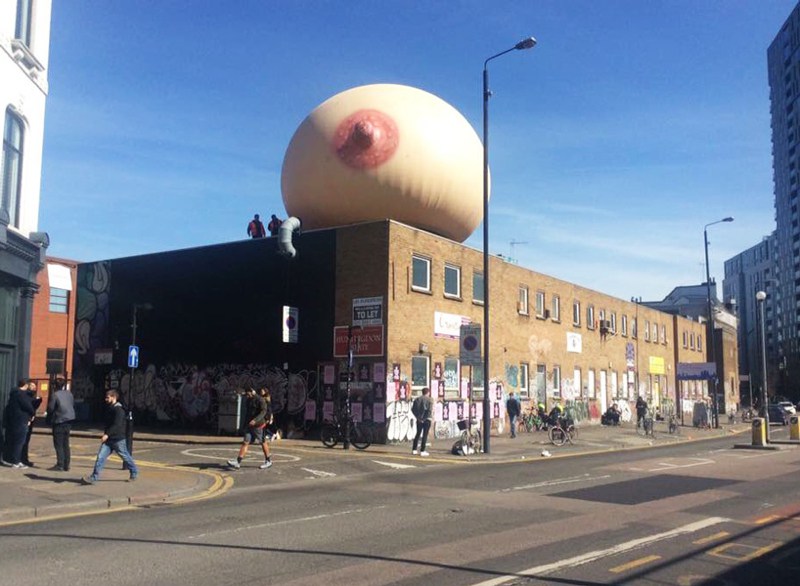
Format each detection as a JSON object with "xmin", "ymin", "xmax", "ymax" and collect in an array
[
  {"xmin": 459, "ymin": 324, "xmax": 481, "ymax": 365},
  {"xmin": 128, "ymin": 345, "xmax": 139, "ymax": 368}
]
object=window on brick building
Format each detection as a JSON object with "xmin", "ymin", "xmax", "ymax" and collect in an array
[
  {"xmin": 46, "ymin": 348, "xmax": 65, "ymax": 375},
  {"xmin": 572, "ymin": 300, "xmax": 581, "ymax": 326},
  {"xmin": 444, "ymin": 264, "xmax": 460, "ymax": 298},
  {"xmin": 644, "ymin": 320, "xmax": 650, "ymax": 341},
  {"xmin": 519, "ymin": 363, "xmax": 529, "ymax": 398},
  {"xmin": 472, "ymin": 271, "xmax": 484, "ymax": 304},
  {"xmin": 552, "ymin": 365, "xmax": 561, "ymax": 397},
  {"xmin": 621, "ymin": 314, "xmax": 628, "ymax": 336},
  {"xmin": 535, "ymin": 290, "xmax": 545, "ymax": 318},
  {"xmin": 632, "ymin": 318, "xmax": 638, "ymax": 338},
  {"xmin": 551, "ymin": 295, "xmax": 560, "ymax": 322},
  {"xmin": 610, "ymin": 312, "xmax": 617, "ymax": 333},
  {"xmin": 411, "ymin": 255, "xmax": 431, "ymax": 293},
  {"xmin": 683, "ymin": 331, "xmax": 688, "ymax": 347},
  {"xmin": 2, "ymin": 108, "xmax": 24, "ymax": 227},
  {"xmin": 587, "ymin": 305, "xmax": 595, "ymax": 330},
  {"xmin": 49, "ymin": 288, "xmax": 69, "ymax": 313},
  {"xmin": 411, "ymin": 355, "xmax": 430, "ymax": 389},
  {"xmin": 518, "ymin": 286, "xmax": 529, "ymax": 315},
  {"xmin": 535, "ymin": 364, "xmax": 546, "ymax": 399}
]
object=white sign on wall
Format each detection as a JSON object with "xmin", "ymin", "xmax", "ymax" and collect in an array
[
  {"xmin": 434, "ymin": 311, "xmax": 471, "ymax": 339},
  {"xmin": 353, "ymin": 296, "xmax": 383, "ymax": 326},
  {"xmin": 567, "ymin": 332, "xmax": 582, "ymax": 353},
  {"xmin": 459, "ymin": 324, "xmax": 482, "ymax": 366}
]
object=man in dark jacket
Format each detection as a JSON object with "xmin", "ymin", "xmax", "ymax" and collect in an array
[
  {"xmin": 82, "ymin": 390, "xmax": 138, "ymax": 484},
  {"xmin": 506, "ymin": 391, "xmax": 521, "ymax": 438},
  {"xmin": 3, "ymin": 379, "xmax": 37, "ymax": 468},
  {"xmin": 636, "ymin": 396, "xmax": 648, "ymax": 428},
  {"xmin": 227, "ymin": 387, "xmax": 273, "ymax": 470},
  {"xmin": 48, "ymin": 378, "xmax": 75, "ymax": 471},
  {"xmin": 411, "ymin": 387, "xmax": 433, "ymax": 456}
]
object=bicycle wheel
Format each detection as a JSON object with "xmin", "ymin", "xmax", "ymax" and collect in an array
[
  {"xmin": 549, "ymin": 426, "xmax": 567, "ymax": 446},
  {"xmin": 567, "ymin": 425, "xmax": 578, "ymax": 442},
  {"xmin": 320, "ymin": 424, "xmax": 339, "ymax": 448},
  {"xmin": 351, "ymin": 423, "xmax": 371, "ymax": 450},
  {"xmin": 523, "ymin": 417, "xmax": 534, "ymax": 433}
]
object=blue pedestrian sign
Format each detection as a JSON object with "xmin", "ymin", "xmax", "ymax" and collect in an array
[{"xmin": 128, "ymin": 345, "xmax": 140, "ymax": 368}]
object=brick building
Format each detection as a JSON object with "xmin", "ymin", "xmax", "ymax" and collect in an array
[
  {"xmin": 27, "ymin": 256, "xmax": 77, "ymax": 411},
  {"xmin": 72, "ymin": 220, "xmax": 711, "ymax": 440}
]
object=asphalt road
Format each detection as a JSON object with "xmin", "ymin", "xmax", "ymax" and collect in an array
[{"xmin": 1, "ymin": 435, "xmax": 799, "ymax": 586}]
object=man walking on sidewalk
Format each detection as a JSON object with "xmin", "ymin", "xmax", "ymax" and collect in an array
[
  {"xmin": 411, "ymin": 387, "xmax": 433, "ymax": 456},
  {"xmin": 506, "ymin": 391, "xmax": 521, "ymax": 438},
  {"xmin": 227, "ymin": 387, "xmax": 273, "ymax": 470},
  {"xmin": 82, "ymin": 390, "xmax": 138, "ymax": 484}
]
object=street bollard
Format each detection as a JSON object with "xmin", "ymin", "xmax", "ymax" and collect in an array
[
  {"xmin": 752, "ymin": 418, "xmax": 767, "ymax": 447},
  {"xmin": 790, "ymin": 415, "xmax": 800, "ymax": 441}
]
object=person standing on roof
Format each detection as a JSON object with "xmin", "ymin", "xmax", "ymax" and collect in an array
[
  {"xmin": 247, "ymin": 214, "xmax": 266, "ymax": 238},
  {"xmin": 267, "ymin": 214, "xmax": 283, "ymax": 236}
]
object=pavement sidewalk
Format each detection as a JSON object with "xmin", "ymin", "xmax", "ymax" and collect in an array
[{"xmin": 0, "ymin": 418, "xmax": 754, "ymax": 526}]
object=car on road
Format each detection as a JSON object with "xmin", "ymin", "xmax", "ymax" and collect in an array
[
  {"xmin": 768, "ymin": 404, "xmax": 790, "ymax": 425},
  {"xmin": 777, "ymin": 401, "xmax": 796, "ymax": 415}
]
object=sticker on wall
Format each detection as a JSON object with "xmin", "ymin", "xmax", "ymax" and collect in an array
[
  {"xmin": 434, "ymin": 362, "xmax": 442, "ymax": 379},
  {"xmin": 437, "ymin": 379, "xmax": 445, "ymax": 399},
  {"xmin": 374, "ymin": 382, "xmax": 384, "ymax": 400},
  {"xmin": 399, "ymin": 381, "xmax": 408, "ymax": 400},
  {"xmin": 392, "ymin": 363, "xmax": 401, "ymax": 381},
  {"xmin": 358, "ymin": 363, "xmax": 371, "ymax": 381}
]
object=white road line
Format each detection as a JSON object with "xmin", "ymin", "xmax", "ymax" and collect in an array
[
  {"xmin": 187, "ymin": 506, "xmax": 386, "ymax": 539},
  {"xmin": 372, "ymin": 460, "xmax": 417, "ymax": 469},
  {"xmin": 302, "ymin": 467, "xmax": 337, "ymax": 478},
  {"xmin": 471, "ymin": 517, "xmax": 730, "ymax": 586},
  {"xmin": 498, "ymin": 474, "xmax": 611, "ymax": 493}
]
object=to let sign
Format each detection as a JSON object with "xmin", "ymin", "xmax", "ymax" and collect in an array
[{"xmin": 352, "ymin": 296, "xmax": 383, "ymax": 326}]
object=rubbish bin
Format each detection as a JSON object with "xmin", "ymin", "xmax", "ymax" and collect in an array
[
  {"xmin": 752, "ymin": 418, "xmax": 767, "ymax": 446},
  {"xmin": 790, "ymin": 415, "xmax": 800, "ymax": 441},
  {"xmin": 217, "ymin": 393, "xmax": 243, "ymax": 435}
]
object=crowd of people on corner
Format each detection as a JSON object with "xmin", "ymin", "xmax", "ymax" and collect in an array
[
  {"xmin": 2, "ymin": 378, "xmax": 283, "ymax": 483},
  {"xmin": 247, "ymin": 213, "xmax": 283, "ymax": 239}
]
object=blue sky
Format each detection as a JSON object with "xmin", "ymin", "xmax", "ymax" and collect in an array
[{"xmin": 40, "ymin": 0, "xmax": 796, "ymax": 301}]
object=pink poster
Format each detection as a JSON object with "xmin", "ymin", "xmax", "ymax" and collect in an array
[
  {"xmin": 351, "ymin": 403, "xmax": 363, "ymax": 422},
  {"xmin": 373, "ymin": 362, "xmax": 385, "ymax": 383},
  {"xmin": 322, "ymin": 401, "xmax": 334, "ymax": 422},
  {"xmin": 304, "ymin": 400, "xmax": 316, "ymax": 421},
  {"xmin": 323, "ymin": 364, "xmax": 335, "ymax": 385},
  {"xmin": 374, "ymin": 404, "xmax": 385, "ymax": 423}
]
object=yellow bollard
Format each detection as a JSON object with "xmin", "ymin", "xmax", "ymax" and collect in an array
[
  {"xmin": 752, "ymin": 418, "xmax": 767, "ymax": 446},
  {"xmin": 790, "ymin": 415, "xmax": 800, "ymax": 441}
]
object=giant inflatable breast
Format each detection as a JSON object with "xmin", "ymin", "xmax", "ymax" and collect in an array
[{"xmin": 281, "ymin": 84, "xmax": 486, "ymax": 243}]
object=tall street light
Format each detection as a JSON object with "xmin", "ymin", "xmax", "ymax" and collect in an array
[
  {"xmin": 703, "ymin": 216, "xmax": 733, "ymax": 428},
  {"xmin": 483, "ymin": 36, "xmax": 536, "ymax": 454},
  {"xmin": 756, "ymin": 290, "xmax": 771, "ymax": 440}
]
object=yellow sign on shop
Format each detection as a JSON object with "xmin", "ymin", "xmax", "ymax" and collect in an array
[{"xmin": 649, "ymin": 356, "xmax": 665, "ymax": 375}]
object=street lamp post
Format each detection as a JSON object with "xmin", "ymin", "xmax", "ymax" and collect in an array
[
  {"xmin": 483, "ymin": 36, "xmax": 536, "ymax": 455},
  {"xmin": 756, "ymin": 290, "xmax": 770, "ymax": 440},
  {"xmin": 703, "ymin": 216, "xmax": 733, "ymax": 428},
  {"xmin": 127, "ymin": 302, "xmax": 152, "ymax": 459}
]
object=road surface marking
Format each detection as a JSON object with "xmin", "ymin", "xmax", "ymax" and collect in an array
[
  {"xmin": 693, "ymin": 531, "xmax": 730, "ymax": 545},
  {"xmin": 302, "ymin": 467, "xmax": 336, "ymax": 478},
  {"xmin": 498, "ymin": 474, "xmax": 611, "ymax": 493},
  {"xmin": 372, "ymin": 460, "xmax": 416, "ymax": 469},
  {"xmin": 645, "ymin": 458, "xmax": 714, "ymax": 472},
  {"xmin": 187, "ymin": 505, "xmax": 386, "ymax": 539},
  {"xmin": 707, "ymin": 541, "xmax": 783, "ymax": 562},
  {"xmin": 181, "ymin": 447, "xmax": 301, "ymax": 463},
  {"xmin": 755, "ymin": 514, "xmax": 782, "ymax": 525},
  {"xmin": 470, "ymin": 517, "xmax": 729, "ymax": 586},
  {"xmin": 609, "ymin": 554, "xmax": 661, "ymax": 573}
]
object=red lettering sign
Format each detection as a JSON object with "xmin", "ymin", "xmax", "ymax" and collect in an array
[{"xmin": 333, "ymin": 325, "xmax": 385, "ymax": 357}]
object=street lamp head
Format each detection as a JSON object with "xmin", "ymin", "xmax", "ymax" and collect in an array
[
  {"xmin": 722, "ymin": 217, "xmax": 734, "ymax": 223},
  {"xmin": 515, "ymin": 37, "xmax": 537, "ymax": 50},
  {"xmin": 756, "ymin": 291, "xmax": 767, "ymax": 301}
]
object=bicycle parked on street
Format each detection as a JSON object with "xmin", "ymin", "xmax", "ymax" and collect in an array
[
  {"xmin": 320, "ymin": 411, "xmax": 371, "ymax": 450},
  {"xmin": 518, "ymin": 408, "xmax": 545, "ymax": 433},
  {"xmin": 455, "ymin": 419, "xmax": 482, "ymax": 454},
  {"xmin": 548, "ymin": 415, "xmax": 577, "ymax": 446}
]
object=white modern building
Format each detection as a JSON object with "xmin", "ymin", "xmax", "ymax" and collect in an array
[{"xmin": 1, "ymin": 0, "xmax": 52, "ymax": 404}]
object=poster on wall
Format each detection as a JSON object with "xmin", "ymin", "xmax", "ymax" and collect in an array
[
  {"xmin": 322, "ymin": 401, "xmax": 334, "ymax": 422},
  {"xmin": 437, "ymin": 380, "xmax": 445, "ymax": 399},
  {"xmin": 493, "ymin": 402, "xmax": 500, "ymax": 419},
  {"xmin": 358, "ymin": 363, "xmax": 371, "ymax": 382},
  {"xmin": 434, "ymin": 402, "xmax": 444, "ymax": 421},
  {"xmin": 351, "ymin": 402, "xmax": 363, "ymax": 422},
  {"xmin": 399, "ymin": 381, "xmax": 408, "ymax": 400},
  {"xmin": 456, "ymin": 402, "xmax": 465, "ymax": 420},
  {"xmin": 323, "ymin": 364, "xmax": 335, "ymax": 385},
  {"xmin": 443, "ymin": 402, "xmax": 451, "ymax": 420},
  {"xmin": 434, "ymin": 362, "xmax": 442, "ymax": 379},
  {"xmin": 304, "ymin": 401, "xmax": 316, "ymax": 421},
  {"xmin": 374, "ymin": 382, "xmax": 385, "ymax": 400},
  {"xmin": 374, "ymin": 404, "xmax": 385, "ymax": 423},
  {"xmin": 373, "ymin": 363, "xmax": 385, "ymax": 383},
  {"xmin": 392, "ymin": 363, "xmax": 401, "ymax": 381},
  {"xmin": 460, "ymin": 379, "xmax": 469, "ymax": 400}
]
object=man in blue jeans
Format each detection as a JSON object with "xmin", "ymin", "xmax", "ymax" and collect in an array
[
  {"xmin": 506, "ymin": 391, "xmax": 521, "ymax": 438},
  {"xmin": 82, "ymin": 390, "xmax": 138, "ymax": 484}
]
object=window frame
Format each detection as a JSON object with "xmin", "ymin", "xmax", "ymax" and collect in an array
[
  {"xmin": 472, "ymin": 271, "xmax": 484, "ymax": 305},
  {"xmin": 644, "ymin": 320, "xmax": 650, "ymax": 341},
  {"xmin": 518, "ymin": 285, "xmax": 529, "ymax": 315},
  {"xmin": 552, "ymin": 365, "xmax": 561, "ymax": 398},
  {"xmin": 551, "ymin": 295, "xmax": 561, "ymax": 322},
  {"xmin": 411, "ymin": 255, "xmax": 431, "ymax": 293},
  {"xmin": 621, "ymin": 314, "xmax": 628, "ymax": 336},
  {"xmin": 411, "ymin": 354, "xmax": 430, "ymax": 390},
  {"xmin": 519, "ymin": 362, "xmax": 529, "ymax": 398},
  {"xmin": 45, "ymin": 347, "xmax": 66, "ymax": 376},
  {"xmin": 49, "ymin": 288, "xmax": 69, "ymax": 314},
  {"xmin": 535, "ymin": 290, "xmax": 545, "ymax": 318},
  {"xmin": 2, "ymin": 108, "xmax": 24, "ymax": 228},
  {"xmin": 572, "ymin": 300, "xmax": 581, "ymax": 327},
  {"xmin": 443, "ymin": 263, "xmax": 461, "ymax": 299},
  {"xmin": 15, "ymin": 0, "xmax": 33, "ymax": 46},
  {"xmin": 587, "ymin": 305, "xmax": 595, "ymax": 330}
]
